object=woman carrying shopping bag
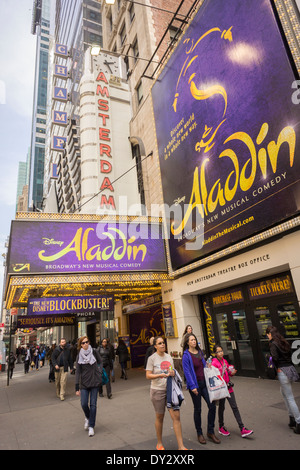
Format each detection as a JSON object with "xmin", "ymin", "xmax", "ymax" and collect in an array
[
  {"xmin": 182, "ymin": 333, "xmax": 220, "ymax": 445},
  {"xmin": 211, "ymin": 344, "xmax": 253, "ymax": 438}
]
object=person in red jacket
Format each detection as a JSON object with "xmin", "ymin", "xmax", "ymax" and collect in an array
[{"xmin": 212, "ymin": 345, "xmax": 253, "ymax": 438}]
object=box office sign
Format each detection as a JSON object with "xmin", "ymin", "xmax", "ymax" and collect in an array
[
  {"xmin": 151, "ymin": 0, "xmax": 300, "ymax": 272},
  {"xmin": 27, "ymin": 295, "xmax": 114, "ymax": 316},
  {"xmin": 7, "ymin": 220, "xmax": 167, "ymax": 275}
]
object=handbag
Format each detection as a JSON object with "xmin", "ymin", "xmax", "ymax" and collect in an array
[
  {"xmin": 266, "ymin": 356, "xmax": 277, "ymax": 379},
  {"xmin": 102, "ymin": 368, "xmax": 109, "ymax": 385},
  {"xmin": 204, "ymin": 366, "xmax": 230, "ymax": 402}
]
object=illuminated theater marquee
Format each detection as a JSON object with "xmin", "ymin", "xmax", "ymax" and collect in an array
[{"xmin": 7, "ymin": 220, "xmax": 167, "ymax": 274}]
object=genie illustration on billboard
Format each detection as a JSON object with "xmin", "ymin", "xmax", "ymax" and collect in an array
[
  {"xmin": 151, "ymin": 0, "xmax": 300, "ymax": 272},
  {"xmin": 7, "ymin": 220, "xmax": 167, "ymax": 274}
]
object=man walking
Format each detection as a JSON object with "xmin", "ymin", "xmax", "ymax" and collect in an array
[{"xmin": 52, "ymin": 338, "xmax": 73, "ymax": 401}]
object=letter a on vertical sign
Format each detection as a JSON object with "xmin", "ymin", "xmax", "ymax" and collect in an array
[{"xmin": 53, "ymin": 86, "xmax": 68, "ymax": 102}]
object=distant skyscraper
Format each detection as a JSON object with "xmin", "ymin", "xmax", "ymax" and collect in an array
[
  {"xmin": 16, "ymin": 148, "xmax": 30, "ymax": 211},
  {"xmin": 28, "ymin": 0, "xmax": 51, "ymax": 210}
]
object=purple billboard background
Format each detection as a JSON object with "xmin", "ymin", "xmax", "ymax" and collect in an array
[
  {"xmin": 151, "ymin": 0, "xmax": 300, "ymax": 272},
  {"xmin": 8, "ymin": 220, "xmax": 167, "ymax": 274}
]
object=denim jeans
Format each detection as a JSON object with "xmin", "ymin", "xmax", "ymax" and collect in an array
[
  {"xmin": 80, "ymin": 387, "xmax": 99, "ymax": 429},
  {"xmin": 189, "ymin": 380, "xmax": 216, "ymax": 435},
  {"xmin": 277, "ymin": 370, "xmax": 300, "ymax": 424}
]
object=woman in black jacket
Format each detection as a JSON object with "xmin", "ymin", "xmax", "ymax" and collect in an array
[
  {"xmin": 116, "ymin": 339, "xmax": 129, "ymax": 380},
  {"xmin": 266, "ymin": 326, "xmax": 300, "ymax": 434},
  {"xmin": 97, "ymin": 338, "xmax": 113, "ymax": 398},
  {"xmin": 75, "ymin": 336, "xmax": 103, "ymax": 437}
]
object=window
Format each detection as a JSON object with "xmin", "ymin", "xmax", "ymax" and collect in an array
[
  {"xmin": 37, "ymin": 118, "xmax": 46, "ymax": 125},
  {"xmin": 108, "ymin": 13, "xmax": 113, "ymax": 32},
  {"xmin": 136, "ymin": 81, "xmax": 143, "ymax": 104},
  {"xmin": 36, "ymin": 127, "xmax": 46, "ymax": 134},
  {"xmin": 132, "ymin": 38, "xmax": 139, "ymax": 63},
  {"xmin": 168, "ymin": 26, "xmax": 180, "ymax": 47},
  {"xmin": 120, "ymin": 22, "xmax": 126, "ymax": 45},
  {"xmin": 129, "ymin": 3, "xmax": 135, "ymax": 23},
  {"xmin": 88, "ymin": 9, "xmax": 101, "ymax": 22},
  {"xmin": 124, "ymin": 55, "xmax": 129, "ymax": 74}
]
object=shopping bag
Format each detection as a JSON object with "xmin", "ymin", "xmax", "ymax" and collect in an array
[{"xmin": 204, "ymin": 366, "xmax": 230, "ymax": 402}]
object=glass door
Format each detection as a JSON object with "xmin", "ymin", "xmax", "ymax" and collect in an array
[
  {"xmin": 252, "ymin": 306, "xmax": 273, "ymax": 370},
  {"xmin": 214, "ymin": 308, "xmax": 256, "ymax": 375},
  {"xmin": 215, "ymin": 312, "xmax": 234, "ymax": 365},
  {"xmin": 249, "ymin": 299, "xmax": 300, "ymax": 376},
  {"xmin": 231, "ymin": 309, "xmax": 256, "ymax": 373}
]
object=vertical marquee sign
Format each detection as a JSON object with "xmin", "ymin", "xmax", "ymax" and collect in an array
[
  {"xmin": 51, "ymin": 43, "xmax": 69, "ymax": 151},
  {"xmin": 151, "ymin": 0, "xmax": 300, "ymax": 273},
  {"xmin": 96, "ymin": 68, "xmax": 116, "ymax": 210}
]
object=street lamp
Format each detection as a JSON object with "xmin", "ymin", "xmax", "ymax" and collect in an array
[{"xmin": 91, "ymin": 44, "xmax": 102, "ymax": 56}]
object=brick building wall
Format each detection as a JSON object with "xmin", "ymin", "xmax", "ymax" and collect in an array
[{"xmin": 101, "ymin": 0, "xmax": 200, "ymax": 213}]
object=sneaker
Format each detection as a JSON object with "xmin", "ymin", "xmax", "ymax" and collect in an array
[
  {"xmin": 219, "ymin": 426, "xmax": 230, "ymax": 436},
  {"xmin": 84, "ymin": 418, "xmax": 89, "ymax": 430},
  {"xmin": 88, "ymin": 427, "xmax": 95, "ymax": 437},
  {"xmin": 241, "ymin": 427, "xmax": 253, "ymax": 438}
]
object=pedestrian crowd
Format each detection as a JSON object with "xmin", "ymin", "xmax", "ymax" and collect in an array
[{"xmin": 5, "ymin": 323, "xmax": 300, "ymax": 449}]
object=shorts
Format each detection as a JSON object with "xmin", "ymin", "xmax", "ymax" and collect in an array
[{"xmin": 150, "ymin": 388, "xmax": 167, "ymax": 414}]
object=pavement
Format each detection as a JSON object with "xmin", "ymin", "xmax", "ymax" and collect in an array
[{"xmin": 0, "ymin": 362, "xmax": 300, "ymax": 453}]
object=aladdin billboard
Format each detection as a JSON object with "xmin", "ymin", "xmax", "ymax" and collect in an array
[
  {"xmin": 151, "ymin": 0, "xmax": 300, "ymax": 273},
  {"xmin": 7, "ymin": 220, "xmax": 167, "ymax": 275}
]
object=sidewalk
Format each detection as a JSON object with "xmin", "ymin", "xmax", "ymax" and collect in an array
[{"xmin": 0, "ymin": 362, "xmax": 300, "ymax": 451}]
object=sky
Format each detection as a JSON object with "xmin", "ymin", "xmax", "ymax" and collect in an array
[{"xmin": 0, "ymin": 0, "xmax": 36, "ymax": 303}]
